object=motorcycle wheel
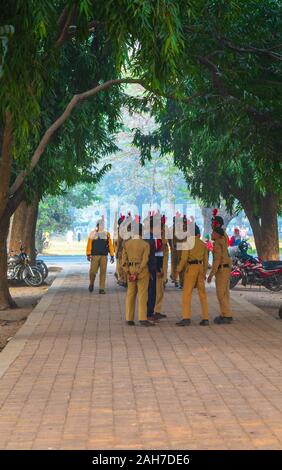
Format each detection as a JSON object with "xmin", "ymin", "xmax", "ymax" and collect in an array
[
  {"xmin": 37, "ymin": 261, "xmax": 49, "ymax": 279},
  {"xmin": 263, "ymin": 276, "xmax": 282, "ymax": 292},
  {"xmin": 230, "ymin": 274, "xmax": 241, "ymax": 289},
  {"xmin": 23, "ymin": 266, "xmax": 44, "ymax": 287}
]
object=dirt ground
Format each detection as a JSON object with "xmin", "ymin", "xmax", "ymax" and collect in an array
[
  {"xmin": 0, "ymin": 267, "xmax": 61, "ymax": 352},
  {"xmin": 231, "ymin": 284, "xmax": 282, "ymax": 319}
]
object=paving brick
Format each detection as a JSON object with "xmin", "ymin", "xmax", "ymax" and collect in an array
[{"xmin": 0, "ymin": 267, "xmax": 281, "ymax": 450}]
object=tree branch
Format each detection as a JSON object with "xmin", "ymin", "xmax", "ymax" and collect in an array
[
  {"xmin": 55, "ymin": 4, "xmax": 77, "ymax": 48},
  {"xmin": 197, "ymin": 55, "xmax": 282, "ymax": 129},
  {"xmin": 8, "ymin": 78, "xmax": 146, "ymax": 197},
  {"xmin": 219, "ymin": 38, "xmax": 282, "ymax": 61}
]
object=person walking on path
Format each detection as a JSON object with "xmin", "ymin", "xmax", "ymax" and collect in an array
[
  {"xmin": 176, "ymin": 224, "xmax": 209, "ymax": 326},
  {"xmin": 86, "ymin": 218, "xmax": 115, "ymax": 294},
  {"xmin": 207, "ymin": 226, "xmax": 233, "ymax": 324}
]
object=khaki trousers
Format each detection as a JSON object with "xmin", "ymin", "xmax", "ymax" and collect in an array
[
  {"xmin": 174, "ymin": 250, "xmax": 184, "ymax": 285},
  {"xmin": 215, "ymin": 268, "xmax": 232, "ymax": 317},
  {"xmin": 125, "ymin": 273, "xmax": 149, "ymax": 322},
  {"xmin": 182, "ymin": 265, "xmax": 208, "ymax": 320},
  {"xmin": 117, "ymin": 252, "xmax": 126, "ymax": 282},
  {"xmin": 154, "ymin": 274, "xmax": 164, "ymax": 313},
  {"xmin": 89, "ymin": 255, "xmax": 108, "ymax": 289},
  {"xmin": 163, "ymin": 250, "xmax": 168, "ymax": 282}
]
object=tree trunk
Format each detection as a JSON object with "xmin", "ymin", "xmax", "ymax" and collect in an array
[
  {"xmin": 9, "ymin": 200, "xmax": 28, "ymax": 254},
  {"xmin": 0, "ymin": 112, "xmax": 13, "ymax": 219},
  {"xmin": 260, "ymin": 192, "xmax": 279, "ymax": 260},
  {"xmin": 24, "ymin": 197, "xmax": 39, "ymax": 264},
  {"xmin": 9, "ymin": 197, "xmax": 39, "ymax": 264},
  {"xmin": 242, "ymin": 204, "xmax": 263, "ymax": 256},
  {"xmin": 0, "ymin": 112, "xmax": 17, "ymax": 309},
  {"xmin": 240, "ymin": 193, "xmax": 279, "ymax": 260},
  {"xmin": 0, "ymin": 214, "xmax": 17, "ymax": 310}
]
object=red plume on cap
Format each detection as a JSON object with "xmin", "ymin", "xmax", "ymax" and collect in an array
[
  {"xmin": 161, "ymin": 214, "xmax": 166, "ymax": 225},
  {"xmin": 212, "ymin": 208, "xmax": 218, "ymax": 217},
  {"xmin": 118, "ymin": 214, "xmax": 125, "ymax": 225}
]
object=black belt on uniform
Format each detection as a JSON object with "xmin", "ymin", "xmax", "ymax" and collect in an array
[
  {"xmin": 219, "ymin": 263, "xmax": 230, "ymax": 268},
  {"xmin": 188, "ymin": 260, "xmax": 203, "ymax": 265}
]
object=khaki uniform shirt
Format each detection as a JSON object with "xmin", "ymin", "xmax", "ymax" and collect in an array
[
  {"xmin": 176, "ymin": 237, "xmax": 208, "ymax": 276},
  {"xmin": 210, "ymin": 236, "xmax": 231, "ymax": 276},
  {"xmin": 122, "ymin": 238, "xmax": 150, "ymax": 278}
]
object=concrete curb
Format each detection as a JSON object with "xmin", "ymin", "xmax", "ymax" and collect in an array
[{"xmin": 0, "ymin": 269, "xmax": 68, "ymax": 380}]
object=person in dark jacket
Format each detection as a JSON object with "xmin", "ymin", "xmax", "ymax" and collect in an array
[
  {"xmin": 143, "ymin": 216, "xmax": 158, "ymax": 322},
  {"xmin": 86, "ymin": 218, "xmax": 114, "ymax": 294}
]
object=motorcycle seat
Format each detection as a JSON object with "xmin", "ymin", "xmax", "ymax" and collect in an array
[{"xmin": 262, "ymin": 261, "xmax": 282, "ymax": 270}]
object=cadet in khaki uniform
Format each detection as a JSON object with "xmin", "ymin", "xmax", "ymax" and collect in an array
[
  {"xmin": 86, "ymin": 219, "xmax": 114, "ymax": 293},
  {"xmin": 122, "ymin": 223, "xmax": 153, "ymax": 327},
  {"xmin": 176, "ymin": 224, "xmax": 209, "ymax": 326},
  {"xmin": 211, "ymin": 209, "xmax": 229, "ymax": 245},
  {"xmin": 207, "ymin": 227, "xmax": 233, "ymax": 324},
  {"xmin": 115, "ymin": 216, "xmax": 127, "ymax": 287}
]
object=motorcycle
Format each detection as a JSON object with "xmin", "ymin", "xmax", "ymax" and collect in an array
[
  {"xmin": 8, "ymin": 248, "xmax": 44, "ymax": 287},
  {"xmin": 230, "ymin": 242, "xmax": 282, "ymax": 291},
  {"xmin": 35, "ymin": 249, "xmax": 49, "ymax": 279}
]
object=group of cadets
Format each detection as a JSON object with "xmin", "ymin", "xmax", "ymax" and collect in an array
[{"xmin": 86, "ymin": 209, "xmax": 233, "ymax": 327}]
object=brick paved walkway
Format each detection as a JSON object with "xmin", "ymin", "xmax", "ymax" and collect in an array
[{"xmin": 0, "ymin": 266, "xmax": 282, "ymax": 450}]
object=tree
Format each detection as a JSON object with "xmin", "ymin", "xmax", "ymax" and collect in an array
[
  {"xmin": 134, "ymin": 98, "xmax": 281, "ymax": 259},
  {"xmin": 132, "ymin": 0, "xmax": 282, "ymax": 259},
  {"xmin": 0, "ymin": 0, "xmax": 185, "ymax": 309}
]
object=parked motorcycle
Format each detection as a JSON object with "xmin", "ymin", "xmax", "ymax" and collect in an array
[
  {"xmin": 34, "ymin": 249, "xmax": 49, "ymax": 279},
  {"xmin": 8, "ymin": 249, "xmax": 44, "ymax": 287},
  {"xmin": 230, "ymin": 242, "xmax": 282, "ymax": 291}
]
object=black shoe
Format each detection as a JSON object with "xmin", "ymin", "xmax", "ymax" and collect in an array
[
  {"xmin": 176, "ymin": 319, "xmax": 191, "ymax": 326},
  {"xmin": 174, "ymin": 282, "xmax": 179, "ymax": 288},
  {"xmin": 214, "ymin": 316, "xmax": 233, "ymax": 324},
  {"xmin": 147, "ymin": 315, "xmax": 159, "ymax": 323},
  {"xmin": 154, "ymin": 312, "xmax": 167, "ymax": 320},
  {"xmin": 99, "ymin": 289, "xmax": 106, "ymax": 294},
  {"xmin": 88, "ymin": 284, "xmax": 94, "ymax": 292},
  {"xmin": 127, "ymin": 321, "xmax": 135, "ymax": 326},
  {"xmin": 140, "ymin": 320, "xmax": 155, "ymax": 327},
  {"xmin": 199, "ymin": 320, "xmax": 209, "ymax": 326}
]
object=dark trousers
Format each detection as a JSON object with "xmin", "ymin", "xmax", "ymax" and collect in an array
[{"xmin": 147, "ymin": 271, "xmax": 157, "ymax": 317}]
